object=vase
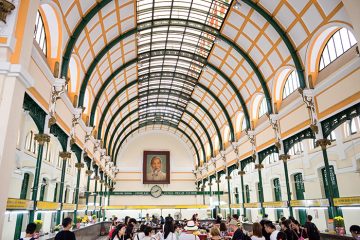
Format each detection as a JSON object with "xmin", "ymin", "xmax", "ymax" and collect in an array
[{"xmin": 336, "ymin": 227, "xmax": 346, "ymax": 235}]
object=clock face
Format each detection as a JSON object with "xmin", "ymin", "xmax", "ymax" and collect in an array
[{"xmin": 150, "ymin": 185, "xmax": 162, "ymax": 198}]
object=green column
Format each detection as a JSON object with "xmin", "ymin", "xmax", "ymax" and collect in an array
[
  {"xmin": 226, "ymin": 175, "xmax": 232, "ymax": 215},
  {"xmin": 29, "ymin": 134, "xmax": 50, "ymax": 222},
  {"xmin": 108, "ymin": 180, "xmax": 113, "ymax": 207},
  {"xmin": 256, "ymin": 164, "xmax": 265, "ymax": 215},
  {"xmin": 317, "ymin": 139, "xmax": 337, "ymax": 218},
  {"xmin": 84, "ymin": 157, "xmax": 92, "ymax": 215},
  {"xmin": 73, "ymin": 162, "xmax": 84, "ymax": 223},
  {"xmin": 56, "ymin": 151, "xmax": 71, "ymax": 225},
  {"xmin": 216, "ymin": 178, "xmax": 221, "ymax": 214},
  {"xmin": 239, "ymin": 171, "xmax": 246, "ymax": 217},
  {"xmin": 14, "ymin": 173, "xmax": 30, "ymax": 240},
  {"xmin": 93, "ymin": 165, "xmax": 99, "ymax": 218},
  {"xmin": 99, "ymin": 170, "xmax": 104, "ymax": 220},
  {"xmin": 280, "ymin": 154, "xmax": 293, "ymax": 217},
  {"xmin": 209, "ymin": 181, "xmax": 214, "ymax": 218},
  {"xmin": 103, "ymin": 175, "xmax": 108, "ymax": 220}
]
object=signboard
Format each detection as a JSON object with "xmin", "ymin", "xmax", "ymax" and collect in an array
[
  {"xmin": 244, "ymin": 202, "xmax": 261, "ymax": 208},
  {"xmin": 100, "ymin": 191, "xmax": 224, "ymax": 196},
  {"xmin": 36, "ymin": 201, "xmax": 60, "ymax": 210},
  {"xmin": 263, "ymin": 201, "xmax": 288, "ymax": 208},
  {"xmin": 334, "ymin": 196, "xmax": 360, "ymax": 206},
  {"xmin": 6, "ymin": 198, "xmax": 33, "ymax": 210},
  {"xmin": 77, "ymin": 204, "xmax": 87, "ymax": 210},
  {"xmin": 104, "ymin": 204, "xmax": 209, "ymax": 210},
  {"xmin": 230, "ymin": 203, "xmax": 243, "ymax": 208},
  {"xmin": 290, "ymin": 199, "xmax": 329, "ymax": 207},
  {"xmin": 62, "ymin": 203, "xmax": 76, "ymax": 210}
]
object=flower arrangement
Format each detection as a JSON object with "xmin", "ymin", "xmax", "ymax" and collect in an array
[
  {"xmin": 334, "ymin": 216, "xmax": 345, "ymax": 227},
  {"xmin": 76, "ymin": 216, "xmax": 82, "ymax": 223},
  {"xmin": 82, "ymin": 215, "xmax": 89, "ymax": 223},
  {"xmin": 34, "ymin": 220, "xmax": 43, "ymax": 232}
]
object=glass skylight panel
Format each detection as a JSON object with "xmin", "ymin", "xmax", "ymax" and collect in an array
[{"xmin": 136, "ymin": 0, "xmax": 231, "ymax": 126}]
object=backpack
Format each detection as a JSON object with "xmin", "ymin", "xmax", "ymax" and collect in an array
[{"xmin": 306, "ymin": 223, "xmax": 320, "ymax": 240}]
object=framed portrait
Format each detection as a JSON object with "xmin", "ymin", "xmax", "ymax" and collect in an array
[{"xmin": 143, "ymin": 151, "xmax": 170, "ymax": 184}]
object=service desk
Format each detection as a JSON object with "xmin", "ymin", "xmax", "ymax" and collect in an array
[{"xmin": 38, "ymin": 221, "xmax": 111, "ymax": 240}]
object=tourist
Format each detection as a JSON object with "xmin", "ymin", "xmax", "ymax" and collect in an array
[
  {"xmin": 178, "ymin": 221, "xmax": 200, "ymax": 240},
  {"xmin": 251, "ymin": 223, "xmax": 265, "ymax": 240},
  {"xmin": 220, "ymin": 222, "xmax": 228, "ymax": 237},
  {"xmin": 125, "ymin": 219, "xmax": 137, "ymax": 240},
  {"xmin": 142, "ymin": 226, "xmax": 153, "ymax": 240},
  {"xmin": 210, "ymin": 227, "xmax": 222, "ymax": 240},
  {"xmin": 134, "ymin": 224, "xmax": 146, "ymax": 240},
  {"xmin": 276, "ymin": 232, "xmax": 287, "ymax": 240},
  {"xmin": 19, "ymin": 223, "xmax": 37, "ymax": 240},
  {"xmin": 125, "ymin": 216, "xmax": 130, "ymax": 225},
  {"xmin": 350, "ymin": 225, "xmax": 360, "ymax": 240},
  {"xmin": 55, "ymin": 217, "xmax": 76, "ymax": 240},
  {"xmin": 304, "ymin": 215, "xmax": 320, "ymax": 240},
  {"xmin": 280, "ymin": 220, "xmax": 294, "ymax": 240},
  {"xmin": 229, "ymin": 219, "xmax": 246, "ymax": 240},
  {"xmin": 109, "ymin": 219, "xmax": 121, "ymax": 239},
  {"xmin": 264, "ymin": 221, "xmax": 279, "ymax": 240},
  {"xmin": 163, "ymin": 217, "xmax": 176, "ymax": 240},
  {"xmin": 291, "ymin": 220, "xmax": 308, "ymax": 240},
  {"xmin": 111, "ymin": 224, "xmax": 126, "ymax": 240},
  {"xmin": 260, "ymin": 217, "xmax": 270, "ymax": 240}
]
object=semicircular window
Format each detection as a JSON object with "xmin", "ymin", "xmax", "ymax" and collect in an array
[{"xmin": 33, "ymin": 11, "xmax": 47, "ymax": 56}]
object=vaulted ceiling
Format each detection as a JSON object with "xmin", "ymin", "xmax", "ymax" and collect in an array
[{"xmin": 53, "ymin": 0, "xmax": 348, "ymax": 165}]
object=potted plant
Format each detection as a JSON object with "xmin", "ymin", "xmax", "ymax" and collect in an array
[
  {"xmin": 82, "ymin": 215, "xmax": 89, "ymax": 225},
  {"xmin": 76, "ymin": 216, "xmax": 82, "ymax": 229},
  {"xmin": 334, "ymin": 216, "xmax": 345, "ymax": 235},
  {"xmin": 34, "ymin": 220, "xmax": 43, "ymax": 233},
  {"xmin": 53, "ymin": 224, "xmax": 62, "ymax": 232}
]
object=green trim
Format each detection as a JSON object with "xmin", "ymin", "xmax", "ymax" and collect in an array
[
  {"xmin": 101, "ymin": 95, "xmax": 222, "ymax": 161},
  {"xmin": 56, "ymin": 158, "xmax": 67, "ymax": 225},
  {"xmin": 23, "ymin": 93, "xmax": 47, "ymax": 133},
  {"xmin": 97, "ymin": 191, "xmax": 223, "ymax": 196},
  {"xmin": 241, "ymin": 0, "xmax": 305, "ymax": 90},
  {"xmin": 60, "ymin": 0, "xmax": 113, "ymax": 79},
  {"xmin": 110, "ymin": 117, "xmax": 206, "ymax": 164},
  {"xmin": 258, "ymin": 145, "xmax": 278, "ymax": 163},
  {"xmin": 283, "ymin": 128, "xmax": 315, "ymax": 154},
  {"xmin": 283, "ymin": 160, "xmax": 293, "ymax": 217},
  {"xmin": 113, "ymin": 122, "xmax": 201, "ymax": 163}
]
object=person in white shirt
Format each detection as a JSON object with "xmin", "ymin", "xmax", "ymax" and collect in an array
[
  {"xmin": 264, "ymin": 221, "xmax": 279, "ymax": 240},
  {"xmin": 142, "ymin": 226, "xmax": 154, "ymax": 240},
  {"xmin": 178, "ymin": 221, "xmax": 200, "ymax": 240},
  {"xmin": 134, "ymin": 224, "xmax": 146, "ymax": 240},
  {"xmin": 19, "ymin": 223, "xmax": 37, "ymax": 240},
  {"xmin": 146, "ymin": 156, "xmax": 166, "ymax": 181},
  {"xmin": 250, "ymin": 223, "xmax": 265, "ymax": 240}
]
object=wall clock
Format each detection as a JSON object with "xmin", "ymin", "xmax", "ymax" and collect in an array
[{"xmin": 150, "ymin": 185, "xmax": 162, "ymax": 198}]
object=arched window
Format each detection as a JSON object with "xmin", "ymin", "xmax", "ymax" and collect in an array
[
  {"xmin": 223, "ymin": 126, "xmax": 230, "ymax": 144},
  {"xmin": 69, "ymin": 57, "xmax": 79, "ymax": 93},
  {"xmin": 288, "ymin": 142, "xmax": 304, "ymax": 156},
  {"xmin": 83, "ymin": 89, "xmax": 91, "ymax": 115},
  {"xmin": 235, "ymin": 113, "xmax": 243, "ymax": 133},
  {"xmin": 319, "ymin": 28, "xmax": 357, "ymax": 71},
  {"xmin": 264, "ymin": 152, "xmax": 279, "ymax": 165},
  {"xmin": 327, "ymin": 131, "xmax": 336, "ymax": 142},
  {"xmin": 258, "ymin": 98, "xmax": 268, "ymax": 118},
  {"xmin": 242, "ymin": 118, "xmax": 247, "ymax": 131},
  {"xmin": 345, "ymin": 116, "xmax": 359, "ymax": 136},
  {"xmin": 282, "ymin": 71, "xmax": 300, "ymax": 99},
  {"xmin": 34, "ymin": 11, "xmax": 47, "ymax": 55}
]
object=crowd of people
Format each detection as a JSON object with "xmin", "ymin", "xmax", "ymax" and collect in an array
[
  {"xmin": 107, "ymin": 213, "xmax": 360, "ymax": 240},
  {"xmin": 17, "ymin": 214, "xmax": 360, "ymax": 240}
]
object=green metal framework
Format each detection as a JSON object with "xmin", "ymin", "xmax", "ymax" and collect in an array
[
  {"xmin": 283, "ymin": 128, "xmax": 315, "ymax": 154},
  {"xmin": 113, "ymin": 122, "xmax": 201, "ymax": 164},
  {"xmin": 241, "ymin": 0, "xmax": 306, "ymax": 89},
  {"xmin": 23, "ymin": 93, "xmax": 47, "ymax": 133},
  {"xmin": 321, "ymin": 102, "xmax": 360, "ymax": 138},
  {"xmin": 107, "ymin": 103, "xmax": 212, "ymax": 158},
  {"xmin": 111, "ymin": 117, "xmax": 206, "ymax": 163},
  {"xmin": 100, "ymin": 94, "xmax": 223, "ymax": 161},
  {"xmin": 258, "ymin": 145, "xmax": 279, "ymax": 163}
]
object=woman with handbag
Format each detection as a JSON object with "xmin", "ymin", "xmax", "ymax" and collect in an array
[{"xmin": 291, "ymin": 221, "xmax": 308, "ymax": 240}]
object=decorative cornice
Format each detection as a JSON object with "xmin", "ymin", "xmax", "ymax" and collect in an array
[
  {"xmin": 75, "ymin": 162, "xmax": 84, "ymax": 169},
  {"xmin": 0, "ymin": 0, "xmax": 15, "ymax": 23},
  {"xmin": 59, "ymin": 151, "xmax": 71, "ymax": 159},
  {"xmin": 34, "ymin": 133, "xmax": 50, "ymax": 145},
  {"xmin": 315, "ymin": 139, "xmax": 331, "ymax": 150}
]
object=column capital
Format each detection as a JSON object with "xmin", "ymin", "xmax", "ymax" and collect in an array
[
  {"xmin": 75, "ymin": 162, "xmax": 84, "ymax": 169},
  {"xmin": 316, "ymin": 139, "xmax": 331, "ymax": 150},
  {"xmin": 34, "ymin": 133, "xmax": 50, "ymax": 145},
  {"xmin": 94, "ymin": 176, "xmax": 100, "ymax": 181},
  {"xmin": 255, "ymin": 163, "xmax": 264, "ymax": 170},
  {"xmin": 59, "ymin": 151, "xmax": 71, "ymax": 159},
  {"xmin": 99, "ymin": 179, "xmax": 104, "ymax": 184},
  {"xmin": 279, "ymin": 154, "xmax": 290, "ymax": 162},
  {"xmin": 215, "ymin": 179, "xmax": 221, "ymax": 184},
  {"xmin": 238, "ymin": 170, "xmax": 246, "ymax": 176},
  {"xmin": 86, "ymin": 170, "xmax": 93, "ymax": 176},
  {"xmin": 225, "ymin": 175, "xmax": 232, "ymax": 180}
]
